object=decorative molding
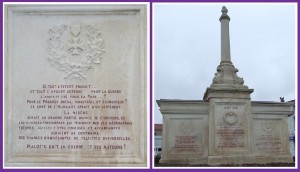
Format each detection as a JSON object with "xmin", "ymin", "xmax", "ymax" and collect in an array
[
  {"xmin": 212, "ymin": 64, "xmax": 245, "ymax": 87},
  {"xmin": 223, "ymin": 112, "xmax": 239, "ymax": 125},
  {"xmin": 233, "ymin": 68, "xmax": 244, "ymax": 85},
  {"xmin": 212, "ymin": 66, "xmax": 223, "ymax": 84},
  {"xmin": 48, "ymin": 24, "xmax": 105, "ymax": 80}
]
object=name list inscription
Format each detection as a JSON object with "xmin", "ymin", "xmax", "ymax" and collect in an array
[
  {"xmin": 17, "ymin": 84, "xmax": 132, "ymax": 153},
  {"xmin": 173, "ymin": 136, "xmax": 201, "ymax": 152}
]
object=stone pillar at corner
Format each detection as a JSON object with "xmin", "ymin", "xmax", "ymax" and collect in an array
[{"xmin": 204, "ymin": 6, "xmax": 256, "ymax": 165}]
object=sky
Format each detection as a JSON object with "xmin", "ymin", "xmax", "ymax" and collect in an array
[{"xmin": 154, "ymin": 3, "xmax": 297, "ymax": 124}]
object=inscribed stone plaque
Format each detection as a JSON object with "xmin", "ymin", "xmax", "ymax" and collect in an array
[
  {"xmin": 168, "ymin": 117, "xmax": 206, "ymax": 156},
  {"xmin": 253, "ymin": 119, "xmax": 285, "ymax": 155},
  {"xmin": 4, "ymin": 4, "xmax": 147, "ymax": 167},
  {"xmin": 214, "ymin": 102, "xmax": 249, "ymax": 151}
]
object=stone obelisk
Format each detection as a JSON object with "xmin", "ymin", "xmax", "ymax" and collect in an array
[{"xmin": 204, "ymin": 6, "xmax": 255, "ymax": 165}]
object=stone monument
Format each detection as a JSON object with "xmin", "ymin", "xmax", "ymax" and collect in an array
[
  {"xmin": 157, "ymin": 6, "xmax": 293, "ymax": 165},
  {"xmin": 4, "ymin": 4, "xmax": 147, "ymax": 167}
]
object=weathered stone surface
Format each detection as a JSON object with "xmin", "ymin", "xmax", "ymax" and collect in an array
[
  {"xmin": 157, "ymin": 100, "xmax": 209, "ymax": 164},
  {"xmin": 157, "ymin": 6, "xmax": 293, "ymax": 166},
  {"xmin": 211, "ymin": 101, "xmax": 252, "ymax": 152},
  {"xmin": 252, "ymin": 102, "xmax": 293, "ymax": 163},
  {"xmin": 4, "ymin": 4, "xmax": 147, "ymax": 167},
  {"xmin": 157, "ymin": 100, "xmax": 293, "ymax": 165}
]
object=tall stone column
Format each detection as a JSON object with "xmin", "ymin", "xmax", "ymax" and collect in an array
[
  {"xmin": 203, "ymin": 6, "xmax": 253, "ymax": 100},
  {"xmin": 220, "ymin": 6, "xmax": 231, "ymax": 64}
]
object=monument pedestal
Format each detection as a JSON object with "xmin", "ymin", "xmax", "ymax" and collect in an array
[
  {"xmin": 157, "ymin": 100, "xmax": 209, "ymax": 165},
  {"xmin": 204, "ymin": 87, "xmax": 255, "ymax": 165},
  {"xmin": 208, "ymin": 154, "xmax": 293, "ymax": 165},
  {"xmin": 160, "ymin": 158, "xmax": 208, "ymax": 165},
  {"xmin": 208, "ymin": 155, "xmax": 256, "ymax": 165},
  {"xmin": 255, "ymin": 155, "xmax": 293, "ymax": 164}
]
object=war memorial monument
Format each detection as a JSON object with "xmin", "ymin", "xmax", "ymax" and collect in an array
[
  {"xmin": 4, "ymin": 4, "xmax": 147, "ymax": 167},
  {"xmin": 157, "ymin": 6, "xmax": 294, "ymax": 165}
]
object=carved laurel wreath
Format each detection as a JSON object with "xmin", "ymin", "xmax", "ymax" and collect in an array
[
  {"xmin": 223, "ymin": 112, "xmax": 239, "ymax": 125},
  {"xmin": 48, "ymin": 24, "xmax": 105, "ymax": 79}
]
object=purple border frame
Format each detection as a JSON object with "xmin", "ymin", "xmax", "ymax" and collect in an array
[{"xmin": 1, "ymin": 0, "xmax": 298, "ymax": 171}]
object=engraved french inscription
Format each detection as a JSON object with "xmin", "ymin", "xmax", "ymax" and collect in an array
[
  {"xmin": 169, "ymin": 118, "xmax": 206, "ymax": 155},
  {"xmin": 253, "ymin": 119, "xmax": 284, "ymax": 154},
  {"xmin": 5, "ymin": 4, "xmax": 147, "ymax": 167},
  {"xmin": 19, "ymin": 84, "xmax": 131, "ymax": 153},
  {"xmin": 214, "ymin": 103, "xmax": 247, "ymax": 150}
]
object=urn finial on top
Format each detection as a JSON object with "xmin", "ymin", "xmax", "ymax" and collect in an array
[
  {"xmin": 221, "ymin": 6, "xmax": 228, "ymax": 14},
  {"xmin": 219, "ymin": 6, "xmax": 230, "ymax": 21}
]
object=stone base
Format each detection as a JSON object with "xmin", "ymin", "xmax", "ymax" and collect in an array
[
  {"xmin": 159, "ymin": 155, "xmax": 293, "ymax": 166},
  {"xmin": 159, "ymin": 158, "xmax": 208, "ymax": 165},
  {"xmin": 208, "ymin": 155, "xmax": 256, "ymax": 165},
  {"xmin": 254, "ymin": 155, "xmax": 294, "ymax": 164},
  {"xmin": 157, "ymin": 100, "xmax": 294, "ymax": 167},
  {"xmin": 208, "ymin": 154, "xmax": 293, "ymax": 165}
]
